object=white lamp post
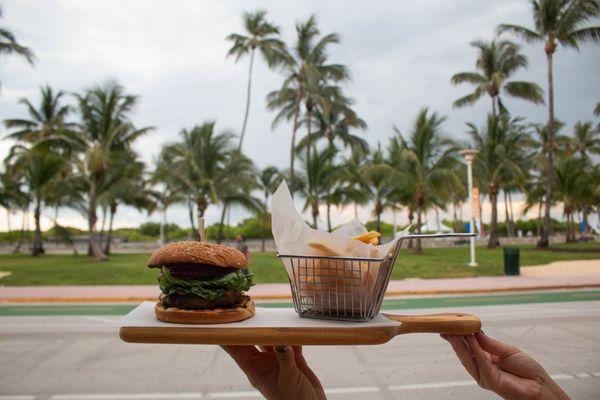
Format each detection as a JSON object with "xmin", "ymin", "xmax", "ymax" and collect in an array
[{"xmin": 459, "ymin": 149, "xmax": 478, "ymax": 267}]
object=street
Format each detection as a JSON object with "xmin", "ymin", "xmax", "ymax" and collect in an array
[{"xmin": 1, "ymin": 293, "xmax": 599, "ymax": 399}]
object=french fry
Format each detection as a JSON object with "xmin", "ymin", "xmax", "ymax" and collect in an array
[{"xmin": 353, "ymin": 230, "xmax": 381, "ymax": 245}]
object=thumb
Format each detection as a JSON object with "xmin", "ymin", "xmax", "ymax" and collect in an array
[
  {"xmin": 274, "ymin": 346, "xmax": 300, "ymax": 378},
  {"xmin": 475, "ymin": 331, "xmax": 518, "ymax": 358}
]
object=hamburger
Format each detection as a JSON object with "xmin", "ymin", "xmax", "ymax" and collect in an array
[{"xmin": 148, "ymin": 241, "xmax": 255, "ymax": 324}]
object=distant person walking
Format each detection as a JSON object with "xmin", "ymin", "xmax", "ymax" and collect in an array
[{"xmin": 236, "ymin": 235, "xmax": 250, "ymax": 275}]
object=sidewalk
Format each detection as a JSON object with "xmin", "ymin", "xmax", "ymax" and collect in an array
[{"xmin": 2, "ymin": 272, "xmax": 600, "ymax": 303}]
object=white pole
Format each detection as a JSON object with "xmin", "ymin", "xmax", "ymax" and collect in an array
[{"xmin": 465, "ymin": 154, "xmax": 477, "ymax": 267}]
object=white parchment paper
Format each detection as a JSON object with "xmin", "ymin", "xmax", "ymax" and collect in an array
[{"xmin": 271, "ymin": 180, "xmax": 407, "ymax": 258}]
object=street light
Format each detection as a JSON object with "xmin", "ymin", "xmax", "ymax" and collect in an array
[{"xmin": 458, "ymin": 149, "xmax": 478, "ymax": 267}]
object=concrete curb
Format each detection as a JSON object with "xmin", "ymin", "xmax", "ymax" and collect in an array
[{"xmin": 3, "ymin": 283, "xmax": 600, "ymax": 303}]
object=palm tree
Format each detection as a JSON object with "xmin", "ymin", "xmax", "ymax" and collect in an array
[
  {"xmin": 567, "ymin": 121, "xmax": 600, "ymax": 158},
  {"xmin": 0, "ymin": 168, "xmax": 29, "ymax": 244},
  {"xmin": 258, "ymin": 166, "xmax": 283, "ymax": 251},
  {"xmin": 267, "ymin": 15, "xmax": 349, "ymax": 192},
  {"xmin": 75, "ymin": 82, "xmax": 152, "ymax": 260},
  {"xmin": 395, "ymin": 109, "xmax": 458, "ymax": 252},
  {"xmin": 98, "ymin": 150, "xmax": 151, "ymax": 254},
  {"xmin": 468, "ymin": 114, "xmax": 531, "ymax": 248},
  {"xmin": 169, "ymin": 122, "xmax": 235, "ymax": 238},
  {"xmin": 5, "ymin": 143, "xmax": 67, "ymax": 256},
  {"xmin": 297, "ymin": 86, "xmax": 368, "ymax": 153},
  {"xmin": 215, "ymin": 150, "xmax": 261, "ymax": 243},
  {"xmin": 498, "ymin": 0, "xmax": 600, "ymax": 248},
  {"xmin": 338, "ymin": 148, "xmax": 370, "ymax": 219},
  {"xmin": 0, "ymin": 5, "xmax": 34, "ymax": 88},
  {"xmin": 362, "ymin": 144, "xmax": 398, "ymax": 234},
  {"xmin": 150, "ymin": 146, "xmax": 185, "ymax": 244},
  {"xmin": 226, "ymin": 10, "xmax": 286, "ymax": 150},
  {"xmin": 297, "ymin": 145, "xmax": 337, "ymax": 228},
  {"xmin": 451, "ymin": 39, "xmax": 544, "ymax": 115},
  {"xmin": 3, "ymin": 86, "xmax": 73, "ymax": 144},
  {"xmin": 554, "ymin": 157, "xmax": 588, "ymax": 242}
]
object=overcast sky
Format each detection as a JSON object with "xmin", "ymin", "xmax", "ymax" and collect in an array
[{"xmin": 1, "ymin": 0, "xmax": 599, "ymax": 231}]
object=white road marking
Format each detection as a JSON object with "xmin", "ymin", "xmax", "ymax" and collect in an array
[
  {"xmin": 0, "ymin": 396, "xmax": 36, "ymax": 400},
  {"xmin": 206, "ymin": 390, "xmax": 259, "ymax": 398},
  {"xmin": 576, "ymin": 372, "xmax": 591, "ymax": 378},
  {"xmin": 82, "ymin": 316, "xmax": 117, "ymax": 324},
  {"xmin": 549, "ymin": 374, "xmax": 575, "ymax": 380},
  {"xmin": 389, "ymin": 380, "xmax": 475, "ymax": 390},
  {"xmin": 50, "ymin": 394, "xmax": 203, "ymax": 400},
  {"xmin": 324, "ymin": 386, "xmax": 380, "ymax": 394}
]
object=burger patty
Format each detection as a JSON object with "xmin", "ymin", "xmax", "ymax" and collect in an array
[
  {"xmin": 160, "ymin": 291, "xmax": 244, "ymax": 310},
  {"xmin": 165, "ymin": 264, "xmax": 240, "ymax": 280}
]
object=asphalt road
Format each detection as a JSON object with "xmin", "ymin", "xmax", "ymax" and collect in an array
[{"xmin": 1, "ymin": 294, "xmax": 599, "ymax": 399}]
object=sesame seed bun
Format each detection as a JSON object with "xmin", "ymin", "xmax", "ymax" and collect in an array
[{"xmin": 147, "ymin": 241, "xmax": 247, "ymax": 270}]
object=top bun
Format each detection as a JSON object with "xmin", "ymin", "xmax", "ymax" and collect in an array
[{"xmin": 147, "ymin": 241, "xmax": 247, "ymax": 270}]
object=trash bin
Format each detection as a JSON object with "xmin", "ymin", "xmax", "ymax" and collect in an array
[{"xmin": 503, "ymin": 247, "xmax": 520, "ymax": 276}]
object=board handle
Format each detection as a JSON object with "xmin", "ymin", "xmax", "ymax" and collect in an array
[{"xmin": 383, "ymin": 313, "xmax": 481, "ymax": 335}]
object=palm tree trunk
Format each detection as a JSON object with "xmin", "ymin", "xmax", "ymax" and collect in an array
[
  {"xmin": 415, "ymin": 209, "xmax": 422, "ymax": 253},
  {"xmin": 408, "ymin": 210, "xmax": 414, "ymax": 248},
  {"xmin": 99, "ymin": 206, "xmax": 107, "ymax": 248},
  {"xmin": 5, "ymin": 208, "xmax": 12, "ymax": 242},
  {"xmin": 261, "ymin": 194, "xmax": 267, "ymax": 252},
  {"xmin": 504, "ymin": 190, "xmax": 511, "ymax": 238},
  {"xmin": 326, "ymin": 201, "xmax": 332, "ymax": 232},
  {"xmin": 217, "ymin": 202, "xmax": 228, "ymax": 243},
  {"xmin": 103, "ymin": 203, "xmax": 116, "ymax": 255},
  {"xmin": 508, "ymin": 191, "xmax": 515, "ymax": 236},
  {"xmin": 354, "ymin": 203, "xmax": 358, "ymax": 218},
  {"xmin": 311, "ymin": 201, "xmax": 318, "ymax": 229},
  {"xmin": 305, "ymin": 99, "xmax": 313, "ymax": 166},
  {"xmin": 88, "ymin": 173, "xmax": 107, "ymax": 261},
  {"xmin": 188, "ymin": 197, "xmax": 196, "ymax": 239},
  {"xmin": 452, "ymin": 203, "xmax": 458, "ymax": 232},
  {"xmin": 492, "ymin": 96, "xmax": 497, "ymax": 117},
  {"xmin": 539, "ymin": 49, "xmax": 555, "ymax": 248},
  {"xmin": 238, "ymin": 49, "xmax": 255, "ymax": 151},
  {"xmin": 32, "ymin": 197, "xmax": 44, "ymax": 256},
  {"xmin": 13, "ymin": 207, "xmax": 27, "ymax": 253},
  {"xmin": 488, "ymin": 189, "xmax": 499, "ymax": 249},
  {"xmin": 290, "ymin": 89, "xmax": 302, "ymax": 196}
]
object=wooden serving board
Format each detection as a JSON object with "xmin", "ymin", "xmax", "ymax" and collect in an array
[{"xmin": 118, "ymin": 302, "xmax": 481, "ymax": 346}]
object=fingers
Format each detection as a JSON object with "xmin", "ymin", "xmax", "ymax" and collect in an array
[
  {"xmin": 292, "ymin": 347, "xmax": 326, "ymax": 398},
  {"xmin": 220, "ymin": 345, "xmax": 260, "ymax": 371},
  {"xmin": 274, "ymin": 345, "xmax": 299, "ymax": 375},
  {"xmin": 475, "ymin": 331, "xmax": 518, "ymax": 358},
  {"xmin": 465, "ymin": 334, "xmax": 492, "ymax": 369},
  {"xmin": 443, "ymin": 334, "xmax": 480, "ymax": 382}
]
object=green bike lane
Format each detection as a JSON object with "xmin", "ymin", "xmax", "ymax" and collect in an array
[{"xmin": 1, "ymin": 289, "xmax": 599, "ymax": 316}]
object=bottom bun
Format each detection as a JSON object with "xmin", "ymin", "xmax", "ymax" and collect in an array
[{"xmin": 155, "ymin": 297, "xmax": 255, "ymax": 324}]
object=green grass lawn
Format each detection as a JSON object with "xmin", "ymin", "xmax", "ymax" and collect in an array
[{"xmin": 0, "ymin": 242, "xmax": 598, "ymax": 286}]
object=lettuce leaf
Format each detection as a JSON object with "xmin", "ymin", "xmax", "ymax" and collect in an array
[{"xmin": 158, "ymin": 268, "xmax": 254, "ymax": 300}]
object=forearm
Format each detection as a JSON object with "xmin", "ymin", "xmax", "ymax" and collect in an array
[{"xmin": 539, "ymin": 375, "xmax": 570, "ymax": 400}]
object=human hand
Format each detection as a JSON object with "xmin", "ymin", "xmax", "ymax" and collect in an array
[
  {"xmin": 442, "ymin": 332, "xmax": 570, "ymax": 400},
  {"xmin": 221, "ymin": 345, "xmax": 326, "ymax": 400}
]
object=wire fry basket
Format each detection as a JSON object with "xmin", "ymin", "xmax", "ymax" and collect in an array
[{"xmin": 278, "ymin": 233, "xmax": 474, "ymax": 322}]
